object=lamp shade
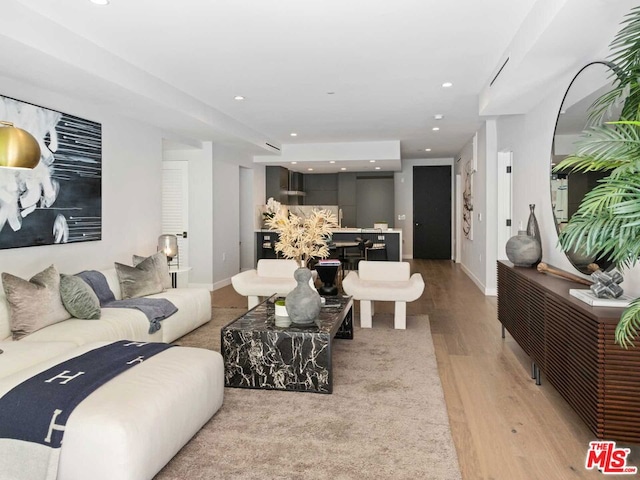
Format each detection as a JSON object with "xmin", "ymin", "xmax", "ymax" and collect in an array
[
  {"xmin": 158, "ymin": 234, "xmax": 178, "ymax": 261},
  {"xmin": 0, "ymin": 121, "xmax": 41, "ymax": 169}
]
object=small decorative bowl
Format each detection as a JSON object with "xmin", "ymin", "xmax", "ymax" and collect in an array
[{"xmin": 275, "ymin": 301, "xmax": 288, "ymax": 317}]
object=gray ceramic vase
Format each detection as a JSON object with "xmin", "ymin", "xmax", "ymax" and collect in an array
[
  {"xmin": 285, "ymin": 268, "xmax": 322, "ymax": 325},
  {"xmin": 526, "ymin": 204, "xmax": 542, "ymax": 261},
  {"xmin": 505, "ymin": 230, "xmax": 542, "ymax": 267}
]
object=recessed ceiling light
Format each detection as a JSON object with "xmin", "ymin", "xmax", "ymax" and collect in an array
[
  {"xmin": 432, "ymin": 127, "xmax": 440, "ymax": 131},
  {"xmin": 442, "ymin": 82, "xmax": 453, "ymax": 88},
  {"xmin": 375, "ymin": 167, "xmax": 381, "ymax": 170},
  {"xmin": 290, "ymin": 132, "xmax": 297, "ymax": 137},
  {"xmin": 434, "ymin": 114, "xmax": 444, "ymax": 120},
  {"xmin": 329, "ymin": 161, "xmax": 336, "ymax": 164},
  {"xmin": 369, "ymin": 160, "xmax": 376, "ymax": 163},
  {"xmin": 307, "ymin": 168, "xmax": 314, "ymax": 171},
  {"xmin": 90, "ymin": 0, "xmax": 109, "ymax": 4},
  {"xmin": 234, "ymin": 95, "xmax": 245, "ymax": 101},
  {"xmin": 291, "ymin": 161, "xmax": 297, "ymax": 165},
  {"xmin": 560, "ymin": 110, "xmax": 566, "ymax": 115},
  {"xmin": 340, "ymin": 167, "xmax": 347, "ymax": 171},
  {"xmin": 424, "ymin": 148, "xmax": 431, "ymax": 152}
]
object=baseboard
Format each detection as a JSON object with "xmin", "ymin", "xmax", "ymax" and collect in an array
[
  {"xmin": 212, "ymin": 278, "xmax": 232, "ymax": 291},
  {"xmin": 460, "ymin": 264, "xmax": 487, "ymax": 294},
  {"xmin": 403, "ymin": 254, "xmax": 413, "ymax": 259},
  {"xmin": 189, "ymin": 282, "xmax": 214, "ymax": 290},
  {"xmin": 484, "ymin": 287, "xmax": 497, "ymax": 296}
]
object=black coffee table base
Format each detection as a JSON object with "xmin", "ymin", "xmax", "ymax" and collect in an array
[{"xmin": 221, "ymin": 295, "xmax": 353, "ymax": 394}]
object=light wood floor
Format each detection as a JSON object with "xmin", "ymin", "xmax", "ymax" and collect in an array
[{"xmin": 213, "ymin": 260, "xmax": 636, "ymax": 480}]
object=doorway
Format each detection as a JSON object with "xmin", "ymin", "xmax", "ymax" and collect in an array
[{"xmin": 413, "ymin": 165, "xmax": 452, "ymax": 259}]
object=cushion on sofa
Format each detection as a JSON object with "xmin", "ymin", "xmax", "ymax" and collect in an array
[
  {"xmin": 133, "ymin": 252, "xmax": 171, "ymax": 290},
  {"xmin": 60, "ymin": 274, "xmax": 101, "ymax": 320},
  {"xmin": 114, "ymin": 262, "xmax": 163, "ymax": 299},
  {"xmin": 1, "ymin": 265, "xmax": 71, "ymax": 340}
]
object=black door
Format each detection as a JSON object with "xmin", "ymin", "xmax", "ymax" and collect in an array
[{"xmin": 413, "ymin": 166, "xmax": 451, "ymax": 259}]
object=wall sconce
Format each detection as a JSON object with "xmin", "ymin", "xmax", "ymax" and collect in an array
[
  {"xmin": 0, "ymin": 121, "xmax": 41, "ymax": 169},
  {"xmin": 158, "ymin": 234, "xmax": 179, "ymax": 266}
]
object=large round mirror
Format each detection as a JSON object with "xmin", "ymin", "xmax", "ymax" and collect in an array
[{"xmin": 551, "ymin": 62, "xmax": 622, "ymax": 274}]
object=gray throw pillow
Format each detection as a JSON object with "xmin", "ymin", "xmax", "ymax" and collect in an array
[
  {"xmin": 1, "ymin": 265, "xmax": 71, "ymax": 340},
  {"xmin": 115, "ymin": 261, "xmax": 164, "ymax": 299},
  {"xmin": 60, "ymin": 274, "xmax": 101, "ymax": 320},
  {"xmin": 133, "ymin": 251, "xmax": 171, "ymax": 290}
]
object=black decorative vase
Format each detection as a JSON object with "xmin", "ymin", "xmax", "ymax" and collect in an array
[
  {"xmin": 526, "ymin": 204, "xmax": 542, "ymax": 263},
  {"xmin": 285, "ymin": 268, "xmax": 322, "ymax": 325}
]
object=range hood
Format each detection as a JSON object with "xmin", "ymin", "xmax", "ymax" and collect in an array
[{"xmin": 282, "ymin": 170, "xmax": 305, "ymax": 197}]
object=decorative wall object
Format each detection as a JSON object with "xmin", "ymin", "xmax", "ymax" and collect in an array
[
  {"xmin": 462, "ymin": 159, "xmax": 474, "ymax": 240},
  {"xmin": 0, "ymin": 95, "xmax": 101, "ymax": 249}
]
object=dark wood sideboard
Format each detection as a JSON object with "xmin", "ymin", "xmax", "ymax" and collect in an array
[{"xmin": 497, "ymin": 260, "xmax": 640, "ymax": 443}]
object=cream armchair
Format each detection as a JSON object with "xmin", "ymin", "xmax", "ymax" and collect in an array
[
  {"xmin": 231, "ymin": 259, "xmax": 303, "ymax": 309},
  {"xmin": 342, "ymin": 261, "xmax": 424, "ymax": 329}
]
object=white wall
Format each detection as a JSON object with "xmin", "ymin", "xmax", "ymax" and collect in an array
[
  {"xmin": 457, "ymin": 129, "xmax": 484, "ymax": 291},
  {"xmin": 163, "ymin": 143, "xmax": 266, "ymax": 290},
  {"xmin": 394, "ymin": 157, "xmax": 454, "ymax": 259},
  {"xmin": 0, "ymin": 76, "xmax": 163, "ymax": 280},
  {"xmin": 211, "ymin": 144, "xmax": 265, "ymax": 289},
  {"xmin": 163, "ymin": 145, "xmax": 214, "ymax": 289}
]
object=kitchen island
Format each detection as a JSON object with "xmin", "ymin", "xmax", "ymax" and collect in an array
[{"xmin": 256, "ymin": 228, "xmax": 402, "ymax": 263}]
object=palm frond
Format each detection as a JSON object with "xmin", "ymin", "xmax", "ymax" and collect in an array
[
  {"xmin": 553, "ymin": 122, "xmax": 640, "ymax": 174},
  {"xmin": 616, "ymin": 298, "xmax": 640, "ymax": 348},
  {"xmin": 589, "ymin": 6, "xmax": 640, "ymax": 122},
  {"xmin": 558, "ymin": 174, "xmax": 640, "ymax": 268},
  {"xmin": 609, "ymin": 6, "xmax": 640, "ymax": 71}
]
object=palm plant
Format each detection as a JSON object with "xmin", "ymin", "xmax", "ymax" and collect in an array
[{"xmin": 555, "ymin": 6, "xmax": 640, "ymax": 348}]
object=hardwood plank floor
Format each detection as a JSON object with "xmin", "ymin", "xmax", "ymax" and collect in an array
[{"xmin": 212, "ymin": 260, "xmax": 637, "ymax": 479}]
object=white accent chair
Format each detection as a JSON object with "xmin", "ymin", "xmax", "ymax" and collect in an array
[
  {"xmin": 231, "ymin": 259, "xmax": 306, "ymax": 309},
  {"xmin": 342, "ymin": 261, "xmax": 425, "ymax": 329}
]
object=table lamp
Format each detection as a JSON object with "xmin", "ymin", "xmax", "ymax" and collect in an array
[{"xmin": 158, "ymin": 234, "xmax": 178, "ymax": 266}]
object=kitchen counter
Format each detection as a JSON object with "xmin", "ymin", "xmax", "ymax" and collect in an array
[
  {"xmin": 255, "ymin": 228, "xmax": 402, "ymax": 262},
  {"xmin": 255, "ymin": 228, "xmax": 403, "ymax": 233}
]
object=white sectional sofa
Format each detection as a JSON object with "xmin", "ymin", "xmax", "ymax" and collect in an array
[
  {"xmin": 0, "ymin": 265, "xmax": 224, "ymax": 480},
  {"xmin": 0, "ymin": 268, "xmax": 211, "ymax": 345}
]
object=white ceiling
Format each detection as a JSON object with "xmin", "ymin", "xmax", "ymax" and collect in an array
[{"xmin": 1, "ymin": 0, "xmax": 636, "ymax": 173}]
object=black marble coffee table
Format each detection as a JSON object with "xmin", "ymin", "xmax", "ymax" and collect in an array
[{"xmin": 221, "ymin": 295, "xmax": 353, "ymax": 394}]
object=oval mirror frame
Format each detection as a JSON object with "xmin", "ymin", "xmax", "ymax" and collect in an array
[{"xmin": 550, "ymin": 61, "xmax": 621, "ymax": 274}]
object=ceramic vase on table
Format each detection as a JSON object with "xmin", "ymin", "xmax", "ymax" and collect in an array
[
  {"xmin": 285, "ymin": 268, "xmax": 321, "ymax": 325},
  {"xmin": 505, "ymin": 230, "xmax": 542, "ymax": 267},
  {"xmin": 526, "ymin": 204, "xmax": 542, "ymax": 262}
]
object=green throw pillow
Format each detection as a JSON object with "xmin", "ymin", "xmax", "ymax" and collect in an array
[{"xmin": 60, "ymin": 274, "xmax": 101, "ymax": 320}]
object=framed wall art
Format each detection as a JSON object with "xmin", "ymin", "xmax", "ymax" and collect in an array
[{"xmin": 0, "ymin": 95, "xmax": 102, "ymax": 249}]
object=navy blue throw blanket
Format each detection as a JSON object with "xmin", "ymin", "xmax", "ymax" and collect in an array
[
  {"xmin": 0, "ymin": 341, "xmax": 172, "ymax": 449},
  {"xmin": 77, "ymin": 270, "xmax": 178, "ymax": 334}
]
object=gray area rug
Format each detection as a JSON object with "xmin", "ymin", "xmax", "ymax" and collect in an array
[{"xmin": 156, "ymin": 308, "xmax": 462, "ymax": 480}]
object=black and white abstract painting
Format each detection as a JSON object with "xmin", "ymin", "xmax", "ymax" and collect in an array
[{"xmin": 0, "ymin": 95, "xmax": 101, "ymax": 249}]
